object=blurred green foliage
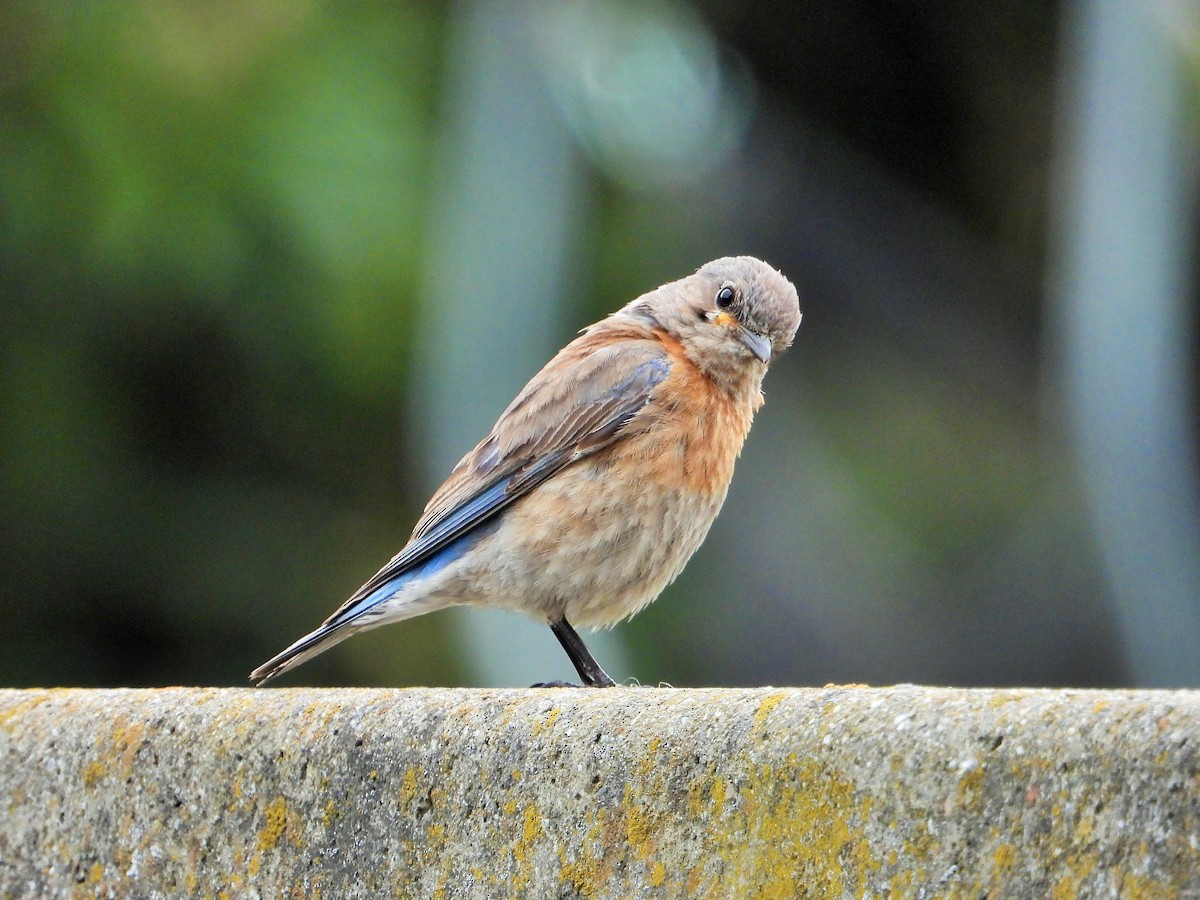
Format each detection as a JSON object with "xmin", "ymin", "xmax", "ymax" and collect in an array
[{"xmin": 1, "ymin": 3, "xmax": 459, "ymax": 685}]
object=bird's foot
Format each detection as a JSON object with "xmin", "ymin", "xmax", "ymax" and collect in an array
[{"xmin": 529, "ymin": 677, "xmax": 619, "ymax": 688}]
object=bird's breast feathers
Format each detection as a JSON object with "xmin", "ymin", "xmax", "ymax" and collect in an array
[{"xmin": 626, "ymin": 324, "xmax": 763, "ymax": 497}]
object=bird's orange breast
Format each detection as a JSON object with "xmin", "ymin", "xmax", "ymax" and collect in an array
[{"xmin": 611, "ymin": 328, "xmax": 762, "ymax": 497}]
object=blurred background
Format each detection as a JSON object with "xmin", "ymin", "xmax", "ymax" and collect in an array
[{"xmin": 2, "ymin": 0, "xmax": 1198, "ymax": 689}]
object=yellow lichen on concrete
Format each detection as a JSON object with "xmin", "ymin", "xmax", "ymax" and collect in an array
[
  {"xmin": 648, "ymin": 861, "xmax": 667, "ymax": 887},
  {"xmin": 752, "ymin": 692, "xmax": 787, "ymax": 731},
  {"xmin": 558, "ymin": 807, "xmax": 609, "ymax": 898},
  {"xmin": 993, "ymin": 841, "xmax": 1017, "ymax": 874},
  {"xmin": 398, "ymin": 765, "xmax": 419, "ymax": 807},
  {"xmin": 710, "ymin": 775, "xmax": 728, "ymax": 813},
  {"xmin": 621, "ymin": 783, "xmax": 654, "ymax": 859},
  {"xmin": 686, "ymin": 776, "xmax": 707, "ymax": 819},
  {"xmin": 673, "ymin": 748, "xmax": 879, "ymax": 898},
  {"xmin": 99, "ymin": 718, "xmax": 146, "ymax": 782},
  {"xmin": 560, "ymin": 853, "xmax": 603, "ymax": 900},
  {"xmin": 984, "ymin": 691, "xmax": 1026, "ymax": 709},
  {"xmin": 81, "ymin": 760, "xmax": 106, "ymax": 788},
  {"xmin": 511, "ymin": 804, "xmax": 544, "ymax": 892},
  {"xmin": 322, "ymin": 799, "xmax": 339, "ymax": 829},
  {"xmin": 634, "ymin": 739, "xmax": 659, "ymax": 783},
  {"xmin": 427, "ymin": 822, "xmax": 447, "ymax": 851},
  {"xmin": 257, "ymin": 796, "xmax": 288, "ymax": 852},
  {"xmin": 955, "ymin": 763, "xmax": 985, "ymax": 810},
  {"xmin": 1121, "ymin": 871, "xmax": 1182, "ymax": 900},
  {"xmin": 0, "ymin": 692, "xmax": 53, "ymax": 732},
  {"xmin": 530, "ymin": 707, "xmax": 560, "ymax": 737}
]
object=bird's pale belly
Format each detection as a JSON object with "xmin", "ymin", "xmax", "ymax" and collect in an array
[{"xmin": 460, "ymin": 452, "xmax": 730, "ymax": 628}]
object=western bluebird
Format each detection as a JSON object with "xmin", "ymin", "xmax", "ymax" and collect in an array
[{"xmin": 251, "ymin": 256, "xmax": 801, "ymax": 687}]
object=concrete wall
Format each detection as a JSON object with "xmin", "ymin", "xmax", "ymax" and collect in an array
[{"xmin": 1, "ymin": 685, "xmax": 1197, "ymax": 898}]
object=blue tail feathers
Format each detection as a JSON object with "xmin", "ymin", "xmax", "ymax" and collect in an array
[{"xmin": 250, "ymin": 522, "xmax": 497, "ymax": 684}]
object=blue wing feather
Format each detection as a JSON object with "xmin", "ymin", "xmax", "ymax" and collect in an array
[{"xmin": 326, "ymin": 516, "xmax": 503, "ymax": 628}]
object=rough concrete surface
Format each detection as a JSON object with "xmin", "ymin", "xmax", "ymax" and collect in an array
[{"xmin": 0, "ymin": 686, "xmax": 1197, "ymax": 898}]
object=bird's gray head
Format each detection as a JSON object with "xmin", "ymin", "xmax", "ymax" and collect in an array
[
  {"xmin": 620, "ymin": 256, "xmax": 801, "ymax": 386},
  {"xmin": 691, "ymin": 256, "xmax": 801, "ymax": 364}
]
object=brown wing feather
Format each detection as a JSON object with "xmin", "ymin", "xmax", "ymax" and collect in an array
[{"xmin": 411, "ymin": 322, "xmax": 668, "ymax": 541}]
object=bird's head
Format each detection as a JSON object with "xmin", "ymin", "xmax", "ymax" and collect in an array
[{"xmin": 623, "ymin": 256, "xmax": 801, "ymax": 387}]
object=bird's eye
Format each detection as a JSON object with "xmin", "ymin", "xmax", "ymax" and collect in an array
[{"xmin": 716, "ymin": 286, "xmax": 735, "ymax": 309}]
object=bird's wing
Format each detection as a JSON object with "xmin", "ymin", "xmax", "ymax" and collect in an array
[{"xmin": 321, "ymin": 332, "xmax": 671, "ymax": 627}]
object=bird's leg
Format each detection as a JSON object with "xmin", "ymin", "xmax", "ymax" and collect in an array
[{"xmin": 533, "ymin": 617, "xmax": 617, "ymax": 688}]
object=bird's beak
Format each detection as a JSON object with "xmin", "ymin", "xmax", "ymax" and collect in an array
[
  {"xmin": 714, "ymin": 311, "xmax": 772, "ymax": 362},
  {"xmin": 737, "ymin": 327, "xmax": 772, "ymax": 363}
]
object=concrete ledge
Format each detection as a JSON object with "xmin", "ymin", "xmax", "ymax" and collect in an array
[{"xmin": 1, "ymin": 686, "xmax": 1197, "ymax": 897}]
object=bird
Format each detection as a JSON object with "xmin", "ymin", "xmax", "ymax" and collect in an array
[{"xmin": 251, "ymin": 256, "xmax": 801, "ymax": 687}]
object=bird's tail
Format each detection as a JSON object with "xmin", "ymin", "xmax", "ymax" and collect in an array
[
  {"xmin": 249, "ymin": 620, "xmax": 358, "ymax": 685},
  {"xmin": 251, "ymin": 525, "xmax": 482, "ymax": 684},
  {"xmin": 250, "ymin": 571, "xmax": 454, "ymax": 684}
]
